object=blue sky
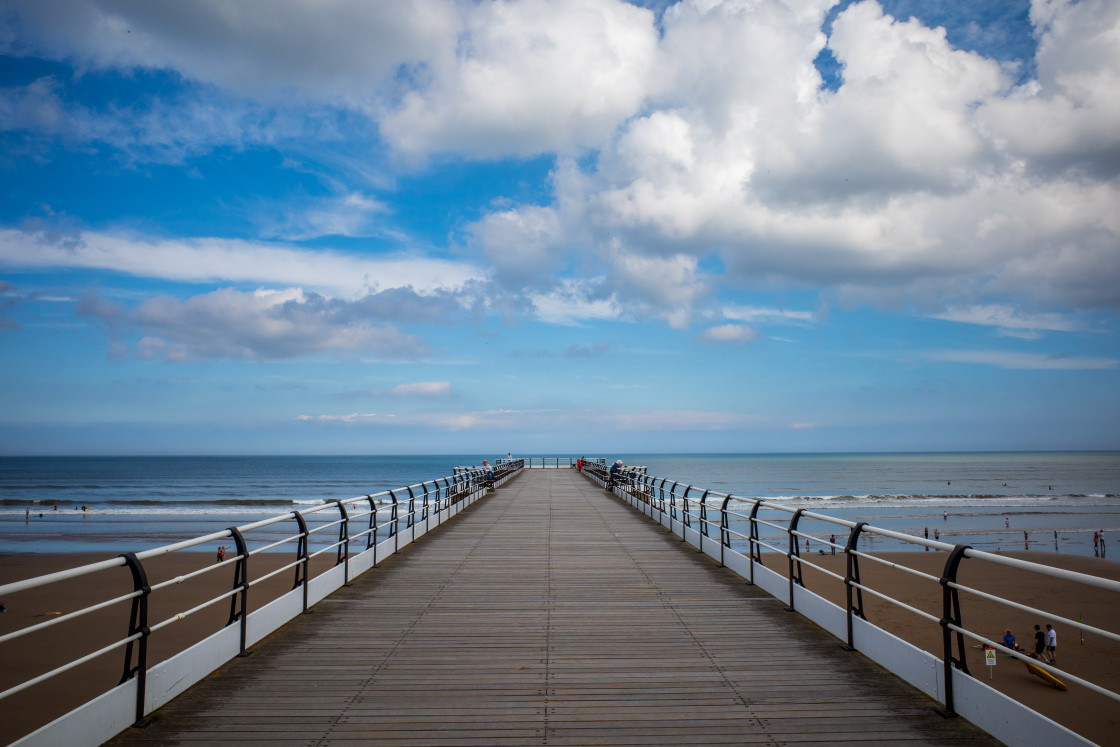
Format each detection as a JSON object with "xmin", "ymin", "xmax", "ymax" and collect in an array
[{"xmin": 1, "ymin": 0, "xmax": 1118, "ymax": 456}]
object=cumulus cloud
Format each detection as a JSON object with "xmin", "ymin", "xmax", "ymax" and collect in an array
[
  {"xmin": 78, "ymin": 287, "xmax": 432, "ymax": 361},
  {"xmin": 4, "ymin": 0, "xmax": 1120, "ymax": 325},
  {"xmin": 1, "ymin": 0, "xmax": 460, "ymax": 103},
  {"xmin": 380, "ymin": 0, "xmax": 658, "ymax": 157}
]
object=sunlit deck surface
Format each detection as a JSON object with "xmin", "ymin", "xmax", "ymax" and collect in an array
[{"xmin": 108, "ymin": 468, "xmax": 998, "ymax": 746}]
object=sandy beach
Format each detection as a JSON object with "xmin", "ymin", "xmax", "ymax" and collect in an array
[
  {"xmin": 789, "ymin": 548, "xmax": 1120, "ymax": 745},
  {"xmin": 2, "ymin": 547, "xmax": 1119, "ymax": 745}
]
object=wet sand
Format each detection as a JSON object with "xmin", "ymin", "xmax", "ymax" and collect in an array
[{"xmin": 2, "ymin": 549, "xmax": 1118, "ymax": 745}]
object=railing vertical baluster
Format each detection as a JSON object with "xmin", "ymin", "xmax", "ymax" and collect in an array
[
  {"xmin": 843, "ymin": 522, "xmax": 867, "ymax": 650},
  {"xmin": 118, "ymin": 551, "xmax": 152, "ymax": 728},
  {"xmin": 388, "ymin": 490, "xmax": 399, "ymax": 553},
  {"xmin": 406, "ymin": 486, "xmax": 416, "ymax": 528},
  {"xmin": 747, "ymin": 500, "xmax": 763, "ymax": 585},
  {"xmin": 937, "ymin": 545, "xmax": 971, "ymax": 718},
  {"xmin": 669, "ymin": 482, "xmax": 678, "ymax": 523},
  {"xmin": 421, "ymin": 483, "xmax": 430, "ymax": 522},
  {"xmin": 681, "ymin": 485, "xmax": 691, "ymax": 533},
  {"xmin": 335, "ymin": 500, "xmax": 351, "ymax": 586},
  {"xmin": 291, "ymin": 511, "xmax": 311, "ymax": 613},
  {"xmin": 719, "ymin": 495, "xmax": 733, "ymax": 566},
  {"xmin": 787, "ymin": 509, "xmax": 806, "ymax": 612},
  {"xmin": 699, "ymin": 489, "xmax": 710, "ymax": 538},
  {"xmin": 225, "ymin": 527, "xmax": 252, "ymax": 657}
]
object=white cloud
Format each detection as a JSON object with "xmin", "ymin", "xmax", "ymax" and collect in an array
[
  {"xmin": 380, "ymin": 0, "xmax": 658, "ymax": 157},
  {"xmin": 385, "ymin": 381, "xmax": 452, "ymax": 397},
  {"xmin": 698, "ymin": 323, "xmax": 759, "ymax": 344},
  {"xmin": 3, "ymin": 0, "xmax": 460, "ymax": 104},
  {"xmin": 721, "ymin": 305, "xmax": 816, "ymax": 325},
  {"xmin": 930, "ymin": 349, "xmax": 1117, "ymax": 370},
  {"xmin": 929, "ymin": 304, "xmax": 1081, "ymax": 336},
  {"xmin": 0, "ymin": 228, "xmax": 482, "ymax": 298},
  {"xmin": 259, "ymin": 192, "xmax": 389, "ymax": 241}
]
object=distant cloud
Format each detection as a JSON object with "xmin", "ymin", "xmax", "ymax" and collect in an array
[
  {"xmin": 295, "ymin": 406, "xmax": 775, "ymax": 432},
  {"xmin": 929, "ymin": 304, "xmax": 1081, "ymax": 338},
  {"xmin": 79, "ymin": 287, "xmax": 431, "ymax": 361},
  {"xmin": 565, "ymin": 342, "xmax": 611, "ymax": 358},
  {"xmin": 258, "ymin": 192, "xmax": 389, "ymax": 241},
  {"xmin": 0, "ymin": 228, "xmax": 481, "ymax": 299},
  {"xmin": 698, "ymin": 324, "xmax": 759, "ymax": 345},
  {"xmin": 721, "ymin": 305, "xmax": 816, "ymax": 326},
  {"xmin": 371, "ymin": 381, "xmax": 453, "ymax": 398},
  {"xmin": 930, "ymin": 350, "xmax": 1117, "ymax": 370}
]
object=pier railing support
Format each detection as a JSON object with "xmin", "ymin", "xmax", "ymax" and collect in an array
[
  {"xmin": 335, "ymin": 500, "xmax": 351, "ymax": 585},
  {"xmin": 787, "ymin": 509, "xmax": 806, "ymax": 611},
  {"xmin": 292, "ymin": 511, "xmax": 311, "ymax": 613},
  {"xmin": 119, "ymin": 551, "xmax": 152, "ymax": 728},
  {"xmin": 843, "ymin": 522, "xmax": 868, "ymax": 650},
  {"xmin": 937, "ymin": 544, "xmax": 971, "ymax": 718},
  {"xmin": 225, "ymin": 527, "xmax": 252, "ymax": 657}
]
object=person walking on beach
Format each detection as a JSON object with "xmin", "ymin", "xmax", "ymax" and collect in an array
[
  {"xmin": 216, "ymin": 546, "xmax": 226, "ymax": 563},
  {"xmin": 830, "ymin": 534, "xmax": 836, "ymax": 555},
  {"xmin": 1094, "ymin": 531, "xmax": 1100, "ymax": 555},
  {"xmin": 1033, "ymin": 625, "xmax": 1045, "ymax": 659},
  {"xmin": 1045, "ymin": 624, "xmax": 1057, "ymax": 664}
]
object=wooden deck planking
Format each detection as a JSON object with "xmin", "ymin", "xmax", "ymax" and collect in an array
[{"xmin": 108, "ymin": 468, "xmax": 999, "ymax": 746}]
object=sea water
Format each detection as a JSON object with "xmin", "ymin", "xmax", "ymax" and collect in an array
[{"xmin": 2, "ymin": 453, "xmax": 1118, "ymax": 556}]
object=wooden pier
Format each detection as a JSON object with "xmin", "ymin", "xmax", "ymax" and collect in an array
[{"xmin": 107, "ymin": 468, "xmax": 997, "ymax": 746}]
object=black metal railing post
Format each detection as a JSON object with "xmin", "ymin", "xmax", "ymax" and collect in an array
[
  {"xmin": 291, "ymin": 511, "xmax": 311, "ymax": 613},
  {"xmin": 680, "ymin": 485, "xmax": 692, "ymax": 534},
  {"xmin": 937, "ymin": 544, "xmax": 972, "ymax": 718},
  {"xmin": 421, "ymin": 482, "xmax": 430, "ymax": 522},
  {"xmin": 698, "ymin": 489, "xmax": 710, "ymax": 538},
  {"xmin": 118, "ymin": 551, "xmax": 152, "ymax": 728},
  {"xmin": 335, "ymin": 500, "xmax": 351, "ymax": 585},
  {"xmin": 719, "ymin": 495, "xmax": 732, "ymax": 566},
  {"xmin": 388, "ymin": 490, "xmax": 400, "ymax": 552},
  {"xmin": 843, "ymin": 522, "xmax": 868, "ymax": 650},
  {"xmin": 787, "ymin": 509, "xmax": 806, "ymax": 611},
  {"xmin": 747, "ymin": 500, "xmax": 763, "ymax": 585},
  {"xmin": 225, "ymin": 527, "xmax": 252, "ymax": 657},
  {"xmin": 406, "ymin": 486, "xmax": 416, "ymax": 529}
]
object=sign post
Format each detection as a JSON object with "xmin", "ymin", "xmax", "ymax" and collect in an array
[{"xmin": 984, "ymin": 646, "xmax": 996, "ymax": 679}]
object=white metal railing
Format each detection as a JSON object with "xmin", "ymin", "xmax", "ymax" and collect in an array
[
  {"xmin": 0, "ymin": 459, "xmax": 524, "ymax": 745},
  {"xmin": 585, "ymin": 462, "xmax": 1117, "ymax": 746}
]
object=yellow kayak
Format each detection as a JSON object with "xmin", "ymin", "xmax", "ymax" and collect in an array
[{"xmin": 1023, "ymin": 659, "xmax": 1067, "ymax": 690}]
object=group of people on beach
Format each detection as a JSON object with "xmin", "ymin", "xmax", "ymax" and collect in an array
[
  {"xmin": 1094, "ymin": 530, "xmax": 1107, "ymax": 557},
  {"xmin": 1002, "ymin": 623, "xmax": 1058, "ymax": 665}
]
